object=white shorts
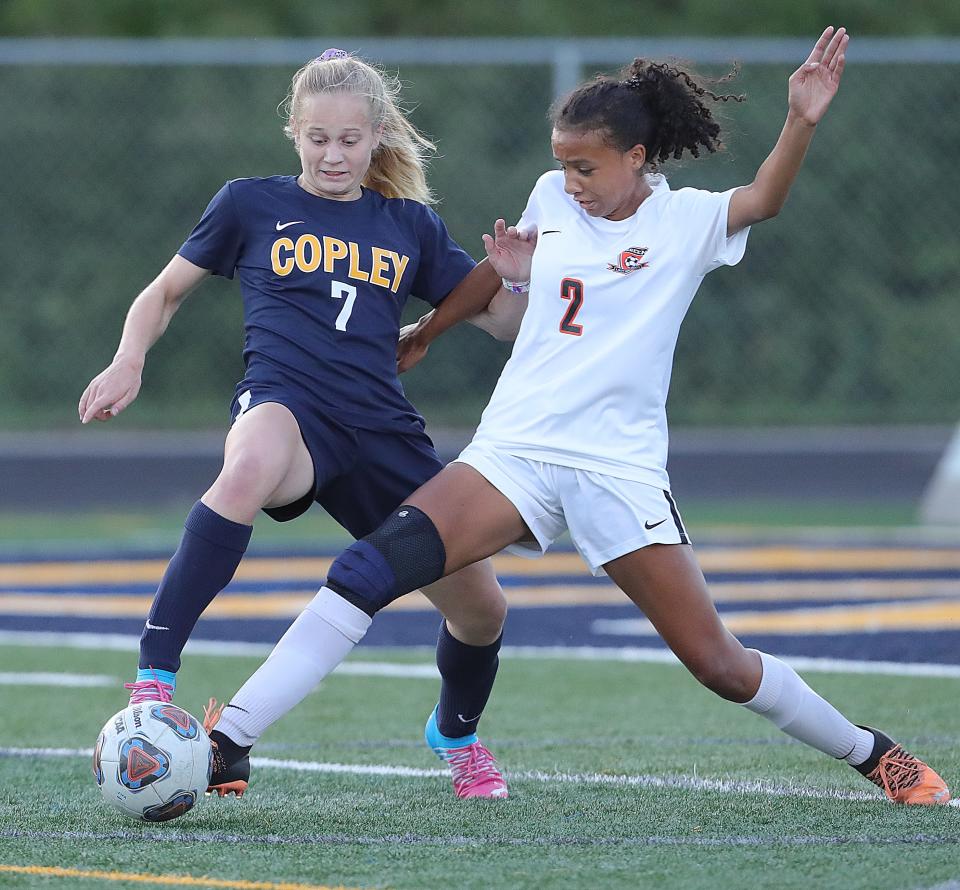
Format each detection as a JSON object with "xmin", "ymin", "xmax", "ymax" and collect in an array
[{"xmin": 456, "ymin": 442, "xmax": 690, "ymax": 576}]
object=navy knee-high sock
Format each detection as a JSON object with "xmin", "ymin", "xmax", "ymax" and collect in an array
[
  {"xmin": 139, "ymin": 501, "xmax": 252, "ymax": 673},
  {"xmin": 435, "ymin": 620, "xmax": 502, "ymax": 739}
]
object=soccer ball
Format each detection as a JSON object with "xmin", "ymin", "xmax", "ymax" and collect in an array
[{"xmin": 93, "ymin": 702, "xmax": 212, "ymax": 822}]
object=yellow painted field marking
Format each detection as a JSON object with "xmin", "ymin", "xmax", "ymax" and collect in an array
[
  {"xmin": 0, "ymin": 559, "xmax": 332, "ymax": 586},
  {"xmin": 724, "ymin": 599, "xmax": 960, "ymax": 634},
  {"xmin": 697, "ymin": 547, "xmax": 960, "ymax": 572},
  {"xmin": 492, "ymin": 579, "xmax": 960, "ymax": 607},
  {"xmin": 3, "ymin": 546, "xmax": 960, "ymax": 587},
  {"xmin": 0, "ymin": 864, "xmax": 361, "ymax": 889},
  {"xmin": 598, "ymin": 599, "xmax": 960, "ymax": 636}
]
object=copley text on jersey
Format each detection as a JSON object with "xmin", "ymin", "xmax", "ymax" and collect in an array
[{"xmin": 270, "ymin": 232, "xmax": 410, "ymax": 292}]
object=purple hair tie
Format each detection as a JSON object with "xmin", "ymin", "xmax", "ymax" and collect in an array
[{"xmin": 318, "ymin": 48, "xmax": 350, "ymax": 61}]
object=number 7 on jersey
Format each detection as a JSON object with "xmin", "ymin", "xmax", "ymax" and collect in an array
[{"xmin": 331, "ymin": 280, "xmax": 357, "ymax": 331}]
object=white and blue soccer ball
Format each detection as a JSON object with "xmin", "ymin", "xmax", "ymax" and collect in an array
[{"xmin": 93, "ymin": 702, "xmax": 212, "ymax": 821}]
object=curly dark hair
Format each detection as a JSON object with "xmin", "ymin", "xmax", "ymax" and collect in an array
[{"xmin": 551, "ymin": 58, "xmax": 745, "ymax": 166}]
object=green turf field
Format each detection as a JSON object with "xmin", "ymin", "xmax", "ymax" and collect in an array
[{"xmin": 1, "ymin": 644, "xmax": 958, "ymax": 890}]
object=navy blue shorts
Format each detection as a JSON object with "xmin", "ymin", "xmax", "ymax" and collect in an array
[{"xmin": 230, "ymin": 388, "xmax": 444, "ymax": 539}]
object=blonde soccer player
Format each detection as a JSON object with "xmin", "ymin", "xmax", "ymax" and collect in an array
[{"xmin": 79, "ymin": 49, "xmax": 523, "ymax": 800}]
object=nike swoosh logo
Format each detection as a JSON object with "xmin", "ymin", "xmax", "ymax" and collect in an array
[
  {"xmin": 644, "ymin": 518, "xmax": 668, "ymax": 530},
  {"xmin": 457, "ymin": 713, "xmax": 481, "ymax": 723},
  {"xmin": 144, "ymin": 619, "xmax": 170, "ymax": 632},
  {"xmin": 275, "ymin": 220, "xmax": 305, "ymax": 231},
  {"xmin": 541, "ymin": 230, "xmax": 561, "ymax": 235},
  {"xmin": 224, "ymin": 704, "xmax": 250, "ymax": 715}
]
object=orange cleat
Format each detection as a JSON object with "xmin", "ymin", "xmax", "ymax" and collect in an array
[
  {"xmin": 203, "ymin": 698, "xmax": 250, "ymax": 798},
  {"xmin": 865, "ymin": 743, "xmax": 950, "ymax": 805}
]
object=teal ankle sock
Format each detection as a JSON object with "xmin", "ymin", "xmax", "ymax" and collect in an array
[
  {"xmin": 435, "ymin": 727, "xmax": 478, "ymax": 747},
  {"xmin": 427, "ymin": 707, "xmax": 477, "ymax": 747},
  {"xmin": 136, "ymin": 667, "xmax": 176, "ymax": 691}
]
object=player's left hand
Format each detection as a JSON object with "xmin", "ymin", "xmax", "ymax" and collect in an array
[
  {"xmin": 788, "ymin": 26, "xmax": 849, "ymax": 126},
  {"xmin": 482, "ymin": 220, "xmax": 537, "ymax": 283},
  {"xmin": 397, "ymin": 312, "xmax": 433, "ymax": 373}
]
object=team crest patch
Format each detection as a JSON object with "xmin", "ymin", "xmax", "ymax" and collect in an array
[{"xmin": 607, "ymin": 246, "xmax": 649, "ymax": 274}]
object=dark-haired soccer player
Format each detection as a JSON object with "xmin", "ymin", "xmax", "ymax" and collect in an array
[{"xmin": 207, "ymin": 29, "xmax": 949, "ymax": 806}]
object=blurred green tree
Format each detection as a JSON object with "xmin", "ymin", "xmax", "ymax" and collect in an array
[{"xmin": 2, "ymin": 0, "xmax": 958, "ymax": 37}]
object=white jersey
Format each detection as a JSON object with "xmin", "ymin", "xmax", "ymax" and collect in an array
[{"xmin": 470, "ymin": 170, "xmax": 750, "ymax": 489}]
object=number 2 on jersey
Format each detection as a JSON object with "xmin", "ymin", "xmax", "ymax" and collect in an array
[
  {"xmin": 559, "ymin": 277, "xmax": 584, "ymax": 336},
  {"xmin": 331, "ymin": 280, "xmax": 357, "ymax": 331}
]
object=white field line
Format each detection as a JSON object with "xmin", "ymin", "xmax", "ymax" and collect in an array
[
  {"xmin": 0, "ymin": 630, "xmax": 276, "ymax": 656},
  {"xmin": 0, "ymin": 663, "xmax": 434, "ymax": 683},
  {"xmin": 4, "ymin": 744, "xmax": 957, "ymax": 809},
  {"xmin": 3, "ymin": 630, "xmax": 960, "ymax": 680},
  {"xmin": 504, "ymin": 645, "xmax": 960, "ymax": 679},
  {"xmin": 0, "ymin": 632, "xmax": 436, "ymax": 679},
  {"xmin": 0, "ymin": 671, "xmax": 117, "ymax": 687}
]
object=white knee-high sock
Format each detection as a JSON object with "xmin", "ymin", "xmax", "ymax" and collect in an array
[
  {"xmin": 743, "ymin": 650, "xmax": 874, "ymax": 763},
  {"xmin": 216, "ymin": 587, "xmax": 371, "ymax": 746}
]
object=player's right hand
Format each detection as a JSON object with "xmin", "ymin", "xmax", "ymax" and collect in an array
[
  {"xmin": 396, "ymin": 312, "xmax": 432, "ymax": 374},
  {"xmin": 78, "ymin": 357, "xmax": 144, "ymax": 423}
]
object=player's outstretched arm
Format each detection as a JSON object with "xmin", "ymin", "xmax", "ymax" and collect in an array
[
  {"xmin": 397, "ymin": 221, "xmax": 538, "ymax": 370},
  {"xmin": 78, "ymin": 255, "xmax": 209, "ymax": 423},
  {"xmin": 727, "ymin": 26, "xmax": 848, "ymax": 236},
  {"xmin": 396, "ymin": 259, "xmax": 503, "ymax": 372}
]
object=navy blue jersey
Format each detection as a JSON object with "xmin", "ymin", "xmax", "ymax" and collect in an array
[{"xmin": 178, "ymin": 175, "xmax": 474, "ymax": 432}]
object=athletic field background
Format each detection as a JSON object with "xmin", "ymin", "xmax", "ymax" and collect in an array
[{"xmin": 3, "ymin": 22, "xmax": 960, "ymax": 890}]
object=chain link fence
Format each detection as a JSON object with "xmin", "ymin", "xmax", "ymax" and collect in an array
[{"xmin": 2, "ymin": 38, "xmax": 959, "ymax": 432}]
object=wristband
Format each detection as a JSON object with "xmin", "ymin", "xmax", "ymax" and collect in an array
[{"xmin": 502, "ymin": 277, "xmax": 530, "ymax": 294}]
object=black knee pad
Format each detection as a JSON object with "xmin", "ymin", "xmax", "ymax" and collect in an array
[{"xmin": 326, "ymin": 505, "xmax": 446, "ymax": 616}]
